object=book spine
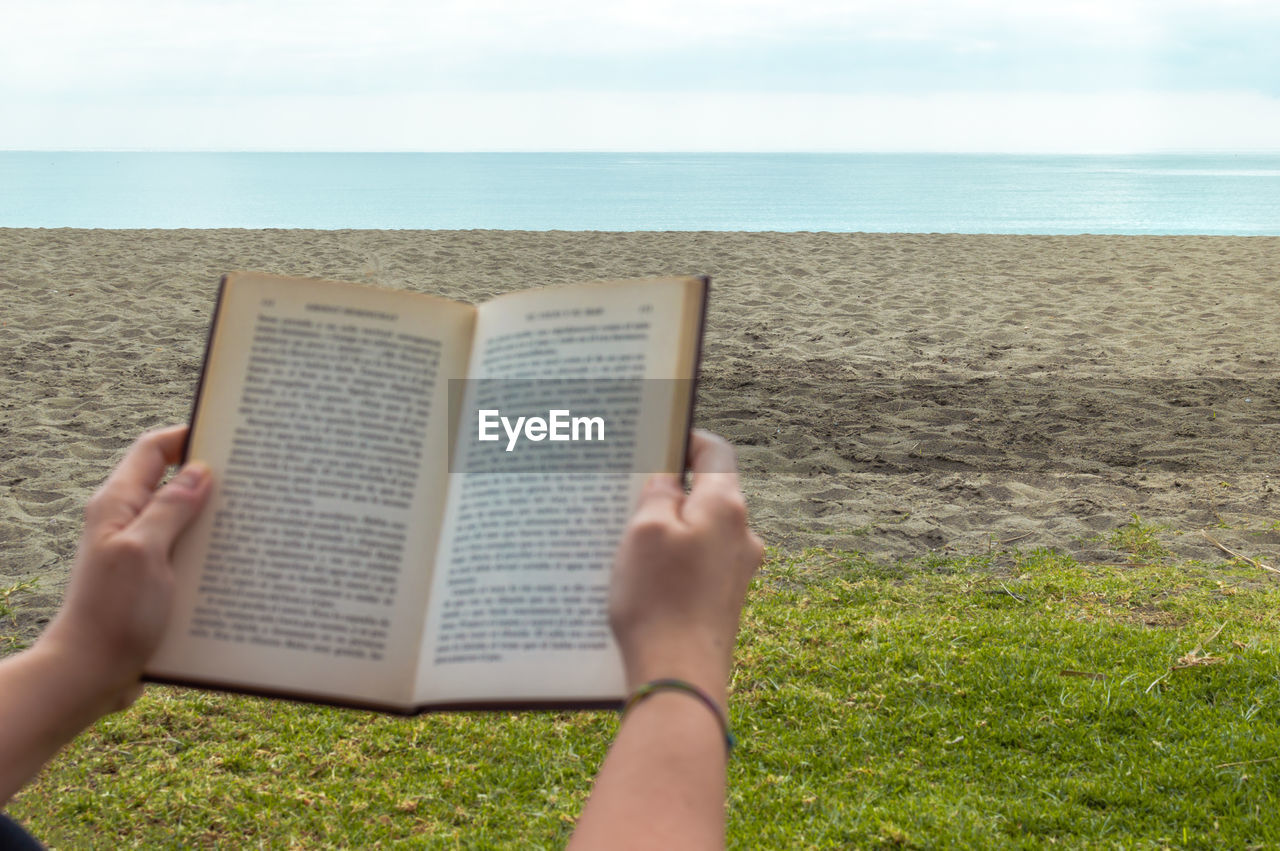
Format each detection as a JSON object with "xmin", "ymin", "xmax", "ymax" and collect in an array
[{"xmin": 180, "ymin": 274, "xmax": 231, "ymax": 463}]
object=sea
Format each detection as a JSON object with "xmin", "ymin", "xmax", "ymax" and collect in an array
[{"xmin": 2, "ymin": 152, "xmax": 1279, "ymax": 234}]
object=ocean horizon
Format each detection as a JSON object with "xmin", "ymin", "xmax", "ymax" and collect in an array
[{"xmin": 2, "ymin": 151, "xmax": 1279, "ymax": 234}]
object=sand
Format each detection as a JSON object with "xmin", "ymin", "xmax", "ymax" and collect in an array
[{"xmin": 3, "ymin": 229, "xmax": 1279, "ymax": 640}]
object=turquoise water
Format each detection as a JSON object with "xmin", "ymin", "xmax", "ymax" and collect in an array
[{"xmin": 2, "ymin": 152, "xmax": 1279, "ymax": 233}]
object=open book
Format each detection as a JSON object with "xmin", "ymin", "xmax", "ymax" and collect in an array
[{"xmin": 144, "ymin": 271, "xmax": 707, "ymax": 713}]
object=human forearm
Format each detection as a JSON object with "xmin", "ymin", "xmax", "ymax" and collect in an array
[
  {"xmin": 0, "ymin": 642, "xmax": 120, "ymax": 806},
  {"xmin": 570, "ymin": 689, "xmax": 729, "ymax": 850},
  {"xmin": 1, "ymin": 428, "xmax": 211, "ymax": 807},
  {"xmin": 571, "ymin": 432, "xmax": 761, "ymax": 848}
]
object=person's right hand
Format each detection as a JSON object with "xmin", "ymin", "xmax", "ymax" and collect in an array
[{"xmin": 607, "ymin": 430, "xmax": 764, "ymax": 707}]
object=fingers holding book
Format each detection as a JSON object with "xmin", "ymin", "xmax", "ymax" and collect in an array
[
  {"xmin": 608, "ymin": 430, "xmax": 764, "ymax": 703},
  {"xmin": 44, "ymin": 426, "xmax": 213, "ymax": 711}
]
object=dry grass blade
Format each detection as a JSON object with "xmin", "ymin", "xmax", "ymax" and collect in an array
[
  {"xmin": 1200, "ymin": 530, "xmax": 1280, "ymax": 576},
  {"xmin": 1202, "ymin": 621, "xmax": 1229, "ymax": 645},
  {"xmin": 1216, "ymin": 756, "xmax": 1280, "ymax": 770},
  {"xmin": 1163, "ymin": 622, "xmax": 1229, "ymax": 676},
  {"xmin": 989, "ymin": 582, "xmax": 1027, "ymax": 602},
  {"xmin": 1173, "ymin": 648, "xmax": 1225, "ymax": 669}
]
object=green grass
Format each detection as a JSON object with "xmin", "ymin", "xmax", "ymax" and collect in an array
[
  {"xmin": 0, "ymin": 579, "xmax": 37, "ymax": 653},
  {"xmin": 1107, "ymin": 514, "xmax": 1174, "ymax": 562},
  {"xmin": 7, "ymin": 546, "xmax": 1280, "ymax": 848},
  {"xmin": 1, "ymin": 579, "xmax": 37, "ymax": 624}
]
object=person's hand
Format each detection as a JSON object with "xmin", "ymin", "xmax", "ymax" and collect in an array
[
  {"xmin": 0, "ymin": 425, "xmax": 212, "ymax": 806},
  {"xmin": 570, "ymin": 431, "xmax": 761, "ymax": 849},
  {"xmin": 608, "ymin": 430, "xmax": 764, "ymax": 705},
  {"xmin": 37, "ymin": 425, "xmax": 212, "ymax": 714}
]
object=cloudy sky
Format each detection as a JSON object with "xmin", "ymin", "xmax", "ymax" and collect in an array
[{"xmin": 4, "ymin": 0, "xmax": 1279, "ymax": 151}]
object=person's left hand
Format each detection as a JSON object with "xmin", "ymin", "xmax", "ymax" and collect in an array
[{"xmin": 38, "ymin": 424, "xmax": 212, "ymax": 712}]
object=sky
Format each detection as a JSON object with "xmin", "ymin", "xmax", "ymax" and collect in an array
[{"xmin": 3, "ymin": 0, "xmax": 1279, "ymax": 152}]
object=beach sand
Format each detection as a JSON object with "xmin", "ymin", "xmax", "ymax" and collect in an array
[{"xmin": 3, "ymin": 229, "xmax": 1279, "ymax": 641}]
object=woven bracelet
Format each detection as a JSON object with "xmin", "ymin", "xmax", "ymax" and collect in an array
[{"xmin": 620, "ymin": 678, "xmax": 737, "ymax": 754}]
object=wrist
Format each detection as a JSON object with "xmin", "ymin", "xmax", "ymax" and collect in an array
[
  {"xmin": 621, "ymin": 678, "xmax": 737, "ymax": 754},
  {"xmin": 31, "ymin": 632, "xmax": 139, "ymax": 719},
  {"xmin": 620, "ymin": 632, "xmax": 732, "ymax": 709}
]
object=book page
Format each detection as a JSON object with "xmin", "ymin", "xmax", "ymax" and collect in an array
[
  {"xmin": 147, "ymin": 273, "xmax": 475, "ymax": 709},
  {"xmin": 413, "ymin": 276, "xmax": 704, "ymax": 705}
]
